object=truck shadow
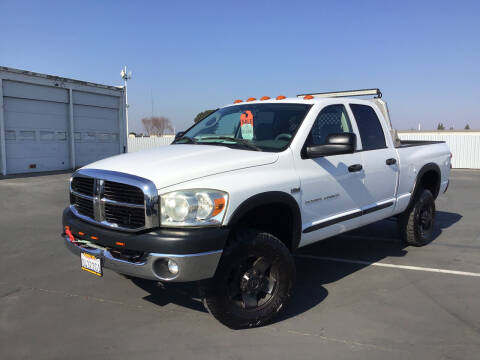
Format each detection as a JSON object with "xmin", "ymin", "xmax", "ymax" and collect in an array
[
  {"xmin": 128, "ymin": 210, "xmax": 462, "ymax": 322},
  {"xmin": 278, "ymin": 210, "xmax": 462, "ymax": 322},
  {"xmin": 129, "ymin": 277, "xmax": 208, "ymax": 313}
]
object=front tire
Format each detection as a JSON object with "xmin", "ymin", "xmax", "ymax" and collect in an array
[
  {"xmin": 398, "ymin": 189, "xmax": 436, "ymax": 246},
  {"xmin": 199, "ymin": 229, "xmax": 295, "ymax": 329}
]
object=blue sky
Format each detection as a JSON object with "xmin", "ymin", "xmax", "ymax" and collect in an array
[{"xmin": 1, "ymin": 0, "xmax": 479, "ymax": 132}]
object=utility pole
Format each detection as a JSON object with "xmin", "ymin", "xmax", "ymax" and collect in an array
[
  {"xmin": 151, "ymin": 88, "xmax": 154, "ymax": 117},
  {"xmin": 120, "ymin": 66, "xmax": 132, "ymax": 134}
]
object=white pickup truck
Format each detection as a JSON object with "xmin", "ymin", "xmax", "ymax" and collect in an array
[{"xmin": 62, "ymin": 89, "xmax": 451, "ymax": 329}]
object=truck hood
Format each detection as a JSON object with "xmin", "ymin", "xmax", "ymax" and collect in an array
[{"xmin": 83, "ymin": 144, "xmax": 279, "ymax": 189}]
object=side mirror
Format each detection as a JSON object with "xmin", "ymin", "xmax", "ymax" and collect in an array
[
  {"xmin": 174, "ymin": 131, "xmax": 185, "ymax": 141},
  {"xmin": 305, "ymin": 133, "xmax": 356, "ymax": 158}
]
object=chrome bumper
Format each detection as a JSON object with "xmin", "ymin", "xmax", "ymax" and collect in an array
[{"xmin": 63, "ymin": 236, "xmax": 222, "ymax": 282}]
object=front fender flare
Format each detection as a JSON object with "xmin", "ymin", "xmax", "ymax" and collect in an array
[{"xmin": 227, "ymin": 191, "xmax": 302, "ymax": 251}]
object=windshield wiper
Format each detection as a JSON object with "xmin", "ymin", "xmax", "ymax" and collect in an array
[
  {"xmin": 201, "ymin": 136, "xmax": 262, "ymax": 151},
  {"xmin": 173, "ymin": 135, "xmax": 198, "ymax": 144}
]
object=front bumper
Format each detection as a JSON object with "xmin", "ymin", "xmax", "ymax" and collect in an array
[
  {"xmin": 62, "ymin": 208, "xmax": 228, "ymax": 282},
  {"xmin": 63, "ymin": 236, "xmax": 222, "ymax": 281}
]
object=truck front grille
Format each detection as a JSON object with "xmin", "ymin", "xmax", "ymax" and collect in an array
[
  {"xmin": 105, "ymin": 203, "xmax": 145, "ymax": 228},
  {"xmin": 70, "ymin": 193, "xmax": 94, "ymax": 218},
  {"xmin": 71, "ymin": 177, "xmax": 94, "ymax": 196},
  {"xmin": 69, "ymin": 170, "xmax": 159, "ymax": 232},
  {"xmin": 104, "ymin": 180, "xmax": 144, "ymax": 205}
]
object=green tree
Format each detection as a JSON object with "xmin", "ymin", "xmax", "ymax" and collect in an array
[
  {"xmin": 437, "ymin": 123, "xmax": 445, "ymax": 130},
  {"xmin": 194, "ymin": 109, "xmax": 216, "ymax": 123},
  {"xmin": 465, "ymin": 124, "xmax": 470, "ymax": 130}
]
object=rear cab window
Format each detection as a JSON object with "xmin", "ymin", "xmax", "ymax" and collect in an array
[{"xmin": 349, "ymin": 104, "xmax": 386, "ymax": 151}]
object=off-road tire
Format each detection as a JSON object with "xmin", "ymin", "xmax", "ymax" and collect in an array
[
  {"xmin": 198, "ymin": 229, "xmax": 295, "ymax": 329},
  {"xmin": 398, "ymin": 189, "xmax": 436, "ymax": 246}
]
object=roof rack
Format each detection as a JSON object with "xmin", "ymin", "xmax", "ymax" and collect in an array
[{"xmin": 297, "ymin": 88, "xmax": 382, "ymax": 99}]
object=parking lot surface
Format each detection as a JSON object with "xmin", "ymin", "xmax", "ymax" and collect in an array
[{"xmin": 1, "ymin": 170, "xmax": 479, "ymax": 359}]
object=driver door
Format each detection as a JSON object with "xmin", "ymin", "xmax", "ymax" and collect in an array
[{"xmin": 296, "ymin": 104, "xmax": 372, "ymax": 247}]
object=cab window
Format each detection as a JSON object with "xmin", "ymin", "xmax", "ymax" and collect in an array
[
  {"xmin": 306, "ymin": 104, "xmax": 352, "ymax": 146},
  {"xmin": 349, "ymin": 104, "xmax": 386, "ymax": 150}
]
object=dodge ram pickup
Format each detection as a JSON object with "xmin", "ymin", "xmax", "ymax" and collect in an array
[{"xmin": 62, "ymin": 88, "xmax": 451, "ymax": 329}]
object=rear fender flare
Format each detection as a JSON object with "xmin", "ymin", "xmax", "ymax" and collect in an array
[{"xmin": 408, "ymin": 162, "xmax": 441, "ymax": 208}]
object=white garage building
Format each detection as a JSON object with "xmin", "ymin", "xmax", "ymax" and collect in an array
[{"xmin": 0, "ymin": 67, "xmax": 127, "ymax": 175}]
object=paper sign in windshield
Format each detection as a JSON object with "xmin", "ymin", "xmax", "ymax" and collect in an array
[{"xmin": 240, "ymin": 110, "xmax": 254, "ymax": 140}]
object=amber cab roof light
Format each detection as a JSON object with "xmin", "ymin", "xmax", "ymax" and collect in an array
[
  {"xmin": 260, "ymin": 96, "xmax": 270, "ymax": 101},
  {"xmin": 276, "ymin": 95, "xmax": 286, "ymax": 100},
  {"xmin": 246, "ymin": 97, "xmax": 256, "ymax": 102},
  {"xmin": 303, "ymin": 95, "xmax": 314, "ymax": 100},
  {"xmin": 233, "ymin": 99, "xmax": 243, "ymax": 104}
]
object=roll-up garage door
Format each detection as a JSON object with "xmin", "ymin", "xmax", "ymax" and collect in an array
[
  {"xmin": 73, "ymin": 91, "xmax": 120, "ymax": 167},
  {"xmin": 3, "ymin": 81, "xmax": 70, "ymax": 174}
]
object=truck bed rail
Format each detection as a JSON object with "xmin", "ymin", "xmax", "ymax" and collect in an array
[{"xmin": 396, "ymin": 139, "xmax": 446, "ymax": 148}]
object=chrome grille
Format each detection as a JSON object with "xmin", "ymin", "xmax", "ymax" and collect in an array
[
  {"xmin": 105, "ymin": 203, "xmax": 145, "ymax": 228},
  {"xmin": 69, "ymin": 169, "xmax": 159, "ymax": 232},
  {"xmin": 71, "ymin": 177, "xmax": 94, "ymax": 196},
  {"xmin": 70, "ymin": 193, "xmax": 94, "ymax": 218},
  {"xmin": 104, "ymin": 180, "xmax": 144, "ymax": 204}
]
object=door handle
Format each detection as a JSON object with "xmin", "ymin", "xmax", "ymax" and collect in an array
[
  {"xmin": 386, "ymin": 158, "xmax": 397, "ymax": 165},
  {"xmin": 348, "ymin": 164, "xmax": 363, "ymax": 172}
]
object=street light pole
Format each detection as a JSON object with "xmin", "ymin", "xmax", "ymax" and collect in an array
[{"xmin": 120, "ymin": 66, "xmax": 132, "ymax": 135}]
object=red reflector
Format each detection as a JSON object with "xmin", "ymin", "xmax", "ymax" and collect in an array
[
  {"xmin": 115, "ymin": 242, "xmax": 125, "ymax": 247},
  {"xmin": 91, "ymin": 236, "xmax": 98, "ymax": 240}
]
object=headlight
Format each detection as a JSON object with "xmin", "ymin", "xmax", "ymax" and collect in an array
[{"xmin": 160, "ymin": 189, "xmax": 228, "ymax": 227}]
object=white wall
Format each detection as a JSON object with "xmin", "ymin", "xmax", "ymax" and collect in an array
[
  {"xmin": 128, "ymin": 135, "xmax": 174, "ymax": 152},
  {"xmin": 127, "ymin": 132, "xmax": 480, "ymax": 170},
  {"xmin": 398, "ymin": 131, "xmax": 480, "ymax": 169}
]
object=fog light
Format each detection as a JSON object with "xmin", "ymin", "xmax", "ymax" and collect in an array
[{"xmin": 167, "ymin": 259, "xmax": 179, "ymax": 274}]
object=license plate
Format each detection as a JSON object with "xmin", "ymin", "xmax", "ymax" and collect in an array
[{"xmin": 81, "ymin": 253, "xmax": 103, "ymax": 277}]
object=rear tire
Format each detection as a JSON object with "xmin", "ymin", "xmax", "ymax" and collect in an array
[
  {"xmin": 398, "ymin": 189, "xmax": 436, "ymax": 246},
  {"xmin": 199, "ymin": 229, "xmax": 295, "ymax": 329}
]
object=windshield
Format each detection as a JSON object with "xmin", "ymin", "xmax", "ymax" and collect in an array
[{"xmin": 174, "ymin": 103, "xmax": 312, "ymax": 152}]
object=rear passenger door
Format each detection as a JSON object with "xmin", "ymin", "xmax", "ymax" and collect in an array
[{"xmin": 349, "ymin": 103, "xmax": 398, "ymax": 222}]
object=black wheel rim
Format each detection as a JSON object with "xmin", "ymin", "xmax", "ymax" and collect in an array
[
  {"xmin": 227, "ymin": 256, "xmax": 279, "ymax": 311},
  {"xmin": 419, "ymin": 203, "xmax": 434, "ymax": 236}
]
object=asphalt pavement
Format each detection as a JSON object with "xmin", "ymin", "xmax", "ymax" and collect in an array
[{"xmin": 1, "ymin": 170, "xmax": 479, "ymax": 359}]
